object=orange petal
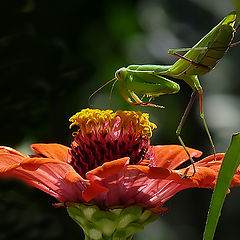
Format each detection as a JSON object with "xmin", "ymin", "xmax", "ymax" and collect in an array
[
  {"xmin": 194, "ymin": 153, "xmax": 240, "ymax": 188},
  {"xmin": 162, "ymin": 153, "xmax": 228, "ymax": 188},
  {"xmin": 132, "ymin": 156, "xmax": 219, "ymax": 189},
  {"xmin": 231, "ymin": 169, "xmax": 240, "ymax": 187},
  {"xmin": 128, "ymin": 165, "xmax": 172, "ymax": 179},
  {"xmin": 82, "ymin": 182, "xmax": 108, "ymax": 202},
  {"xmin": 177, "ymin": 167, "xmax": 217, "ymax": 188},
  {"xmin": 152, "ymin": 145, "xmax": 202, "ymax": 169},
  {"xmin": 86, "ymin": 157, "xmax": 129, "ymax": 179},
  {"xmin": 31, "ymin": 143, "xmax": 70, "ymax": 162},
  {"xmin": 65, "ymin": 170, "xmax": 86, "ymax": 185},
  {"xmin": 0, "ymin": 146, "xmax": 26, "ymax": 157},
  {"xmin": 20, "ymin": 157, "xmax": 68, "ymax": 171},
  {"xmin": 194, "ymin": 153, "xmax": 225, "ymax": 167},
  {"xmin": 0, "ymin": 153, "xmax": 22, "ymax": 173}
]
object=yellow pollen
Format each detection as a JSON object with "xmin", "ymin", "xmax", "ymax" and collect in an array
[{"xmin": 69, "ymin": 108, "xmax": 157, "ymax": 138}]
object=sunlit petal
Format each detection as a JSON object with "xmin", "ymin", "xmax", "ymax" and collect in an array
[
  {"xmin": 152, "ymin": 145, "xmax": 202, "ymax": 169},
  {"xmin": 31, "ymin": 143, "xmax": 70, "ymax": 162}
]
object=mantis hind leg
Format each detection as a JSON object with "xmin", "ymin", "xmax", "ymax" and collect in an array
[
  {"xmin": 168, "ymin": 48, "xmax": 210, "ymax": 71},
  {"xmin": 192, "ymin": 77, "xmax": 216, "ymax": 160},
  {"xmin": 198, "ymin": 89, "xmax": 217, "ymax": 160},
  {"xmin": 176, "ymin": 86, "xmax": 217, "ymax": 177}
]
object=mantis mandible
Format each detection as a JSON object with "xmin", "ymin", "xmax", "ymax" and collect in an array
[{"xmin": 91, "ymin": 12, "xmax": 239, "ymax": 175}]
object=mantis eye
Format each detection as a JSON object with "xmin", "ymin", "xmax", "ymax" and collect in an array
[{"xmin": 115, "ymin": 67, "xmax": 126, "ymax": 80}]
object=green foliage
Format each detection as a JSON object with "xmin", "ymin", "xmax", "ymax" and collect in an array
[{"xmin": 203, "ymin": 133, "xmax": 240, "ymax": 240}]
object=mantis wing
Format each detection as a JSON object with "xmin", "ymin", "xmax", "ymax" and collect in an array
[
  {"xmin": 169, "ymin": 12, "xmax": 236, "ymax": 76},
  {"xmin": 232, "ymin": 0, "xmax": 240, "ymax": 20}
]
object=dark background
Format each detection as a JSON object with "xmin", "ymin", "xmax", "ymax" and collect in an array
[{"xmin": 1, "ymin": 0, "xmax": 240, "ymax": 239}]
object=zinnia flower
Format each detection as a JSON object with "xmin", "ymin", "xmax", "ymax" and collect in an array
[{"xmin": 1, "ymin": 108, "xmax": 240, "ymax": 240}]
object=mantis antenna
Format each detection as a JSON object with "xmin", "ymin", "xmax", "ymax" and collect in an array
[{"xmin": 88, "ymin": 77, "xmax": 117, "ymax": 106}]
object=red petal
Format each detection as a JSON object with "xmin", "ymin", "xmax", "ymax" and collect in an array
[
  {"xmin": 119, "ymin": 166, "xmax": 196, "ymax": 208},
  {"xmin": 65, "ymin": 170, "xmax": 108, "ymax": 202},
  {"xmin": 152, "ymin": 145, "xmax": 202, "ymax": 169},
  {"xmin": 31, "ymin": 143, "xmax": 70, "ymax": 162},
  {"xmin": 0, "ymin": 154, "xmax": 86, "ymax": 203}
]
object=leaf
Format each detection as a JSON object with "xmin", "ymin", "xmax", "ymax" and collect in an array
[{"xmin": 203, "ymin": 132, "xmax": 240, "ymax": 240}]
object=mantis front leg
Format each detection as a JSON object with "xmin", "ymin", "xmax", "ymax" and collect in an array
[
  {"xmin": 129, "ymin": 91, "xmax": 165, "ymax": 108},
  {"xmin": 119, "ymin": 87, "xmax": 165, "ymax": 109}
]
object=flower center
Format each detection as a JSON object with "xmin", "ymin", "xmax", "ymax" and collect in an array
[{"xmin": 69, "ymin": 108, "xmax": 157, "ymax": 177}]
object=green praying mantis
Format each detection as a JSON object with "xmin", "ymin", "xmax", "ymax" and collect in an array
[{"xmin": 90, "ymin": 12, "xmax": 239, "ymax": 175}]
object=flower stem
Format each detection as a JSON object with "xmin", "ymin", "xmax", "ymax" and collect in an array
[{"xmin": 67, "ymin": 204, "xmax": 158, "ymax": 240}]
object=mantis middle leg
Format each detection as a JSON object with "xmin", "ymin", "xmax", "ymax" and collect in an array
[{"xmin": 176, "ymin": 90, "xmax": 198, "ymax": 176}]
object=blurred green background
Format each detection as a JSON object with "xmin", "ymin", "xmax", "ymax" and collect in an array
[{"xmin": 1, "ymin": 0, "xmax": 240, "ymax": 239}]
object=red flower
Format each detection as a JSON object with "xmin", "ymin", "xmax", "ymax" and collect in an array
[{"xmin": 0, "ymin": 109, "xmax": 239, "ymax": 213}]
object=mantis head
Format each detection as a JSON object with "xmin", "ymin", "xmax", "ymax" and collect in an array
[{"xmin": 115, "ymin": 67, "xmax": 128, "ymax": 82}]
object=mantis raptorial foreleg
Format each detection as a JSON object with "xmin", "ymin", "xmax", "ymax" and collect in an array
[
  {"xmin": 129, "ymin": 91, "xmax": 165, "ymax": 108},
  {"xmin": 119, "ymin": 87, "xmax": 165, "ymax": 109}
]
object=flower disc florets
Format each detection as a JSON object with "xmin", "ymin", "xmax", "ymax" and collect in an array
[{"xmin": 69, "ymin": 109, "xmax": 157, "ymax": 177}]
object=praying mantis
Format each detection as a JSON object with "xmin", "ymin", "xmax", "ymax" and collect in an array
[{"xmin": 90, "ymin": 12, "xmax": 239, "ymax": 174}]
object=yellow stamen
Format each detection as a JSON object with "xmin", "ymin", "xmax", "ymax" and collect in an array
[{"xmin": 69, "ymin": 108, "xmax": 157, "ymax": 138}]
